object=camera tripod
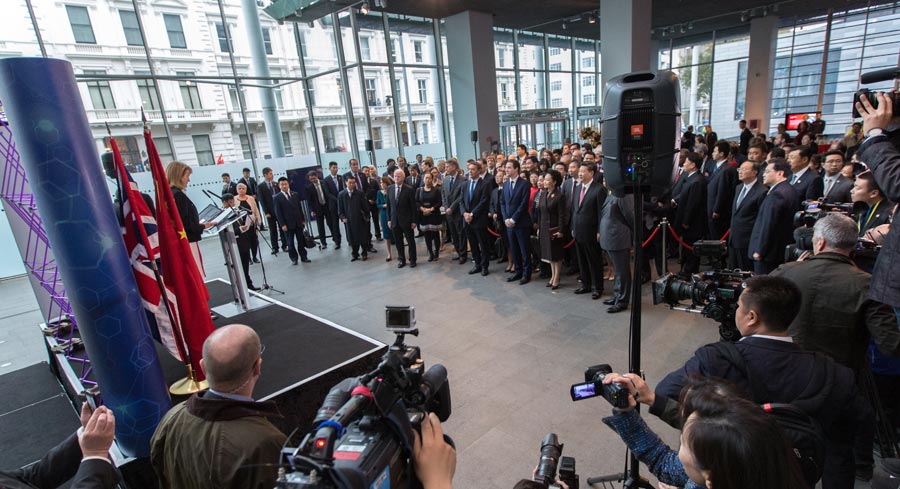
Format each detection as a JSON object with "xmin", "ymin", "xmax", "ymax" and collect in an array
[
  {"xmin": 586, "ymin": 165, "xmax": 654, "ymax": 489},
  {"xmin": 254, "ymin": 230, "xmax": 284, "ymax": 295}
]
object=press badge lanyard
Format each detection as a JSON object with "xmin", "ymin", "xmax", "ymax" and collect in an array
[{"xmin": 858, "ymin": 200, "xmax": 882, "ymax": 233}]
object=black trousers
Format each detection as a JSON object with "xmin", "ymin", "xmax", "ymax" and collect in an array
[
  {"xmin": 424, "ymin": 231, "xmax": 440, "ymax": 257},
  {"xmin": 284, "ymin": 227, "xmax": 309, "ymax": 263},
  {"xmin": 465, "ymin": 222, "xmax": 490, "ymax": 270},
  {"xmin": 236, "ymin": 234, "xmax": 254, "ymax": 287},
  {"xmin": 727, "ymin": 246, "xmax": 753, "ymax": 272},
  {"xmin": 326, "ymin": 204, "xmax": 342, "ymax": 245},
  {"xmin": 312, "ymin": 213, "xmax": 327, "ymax": 247},
  {"xmin": 575, "ymin": 239, "xmax": 604, "ymax": 292},
  {"xmin": 370, "ymin": 206, "xmax": 381, "ymax": 237},
  {"xmin": 266, "ymin": 214, "xmax": 285, "ymax": 251},
  {"xmin": 753, "ymin": 259, "xmax": 777, "ymax": 275},
  {"xmin": 448, "ymin": 214, "xmax": 465, "ymax": 256},
  {"xmin": 393, "ymin": 224, "xmax": 417, "ymax": 264}
]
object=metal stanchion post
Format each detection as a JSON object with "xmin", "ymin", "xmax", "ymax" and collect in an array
[{"xmin": 660, "ymin": 218, "xmax": 669, "ymax": 275}]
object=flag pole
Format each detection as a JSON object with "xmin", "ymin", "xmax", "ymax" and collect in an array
[{"xmin": 138, "ymin": 110, "xmax": 206, "ymax": 395}]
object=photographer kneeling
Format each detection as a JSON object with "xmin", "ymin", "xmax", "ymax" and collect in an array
[{"xmin": 599, "ymin": 375, "xmax": 806, "ymax": 489}]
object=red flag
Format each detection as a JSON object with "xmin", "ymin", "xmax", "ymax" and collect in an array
[
  {"xmin": 216, "ymin": 153, "xmax": 224, "ymax": 165},
  {"xmin": 144, "ymin": 129, "xmax": 215, "ymax": 380},
  {"xmin": 110, "ymin": 139, "xmax": 188, "ymax": 364}
]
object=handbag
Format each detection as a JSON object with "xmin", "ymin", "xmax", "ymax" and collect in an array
[{"xmin": 303, "ymin": 229, "xmax": 316, "ymax": 249}]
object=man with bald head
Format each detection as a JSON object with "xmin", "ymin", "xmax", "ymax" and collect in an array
[{"xmin": 151, "ymin": 324, "xmax": 286, "ymax": 489}]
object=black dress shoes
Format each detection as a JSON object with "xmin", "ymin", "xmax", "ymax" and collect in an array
[
  {"xmin": 458, "ymin": 256, "xmax": 468, "ymax": 264},
  {"xmin": 249, "ymin": 285, "xmax": 261, "ymax": 291},
  {"xmin": 591, "ymin": 292, "xmax": 602, "ymax": 300},
  {"xmin": 519, "ymin": 276, "xmax": 531, "ymax": 285},
  {"xmin": 507, "ymin": 274, "xmax": 523, "ymax": 282},
  {"xmin": 291, "ymin": 260, "xmax": 298, "ymax": 266},
  {"xmin": 481, "ymin": 269, "xmax": 489, "ymax": 276},
  {"xmin": 602, "ymin": 298, "xmax": 616, "ymax": 306},
  {"xmin": 468, "ymin": 267, "xmax": 482, "ymax": 275},
  {"xmin": 351, "ymin": 256, "xmax": 359, "ymax": 262},
  {"xmin": 607, "ymin": 304, "xmax": 628, "ymax": 313},
  {"xmin": 362, "ymin": 255, "xmax": 368, "ymax": 261},
  {"xmin": 573, "ymin": 287, "xmax": 590, "ymax": 294},
  {"xmin": 301, "ymin": 258, "xmax": 311, "ymax": 263},
  {"xmin": 398, "ymin": 261, "xmax": 407, "ymax": 268},
  {"xmin": 334, "ymin": 244, "xmax": 341, "ymax": 250},
  {"xmin": 409, "ymin": 262, "xmax": 417, "ymax": 268}
]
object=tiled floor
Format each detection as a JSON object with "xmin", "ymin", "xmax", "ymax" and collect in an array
[{"xmin": 1, "ymin": 235, "xmax": 726, "ymax": 487}]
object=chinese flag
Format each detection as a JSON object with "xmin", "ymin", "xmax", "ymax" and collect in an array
[{"xmin": 144, "ymin": 129, "xmax": 214, "ymax": 380}]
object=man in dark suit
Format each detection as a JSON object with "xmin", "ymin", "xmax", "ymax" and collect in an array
[
  {"xmin": 561, "ymin": 159, "xmax": 581, "ymax": 275},
  {"xmin": 738, "ymin": 119, "xmax": 752, "ymax": 155},
  {"xmin": 305, "ymin": 172, "xmax": 329, "ymax": 248},
  {"xmin": 238, "ymin": 167, "xmax": 258, "ymax": 196},
  {"xmin": 821, "ymin": 150, "xmax": 853, "ymax": 204},
  {"xmin": 674, "ymin": 153, "xmax": 708, "ymax": 273},
  {"xmin": 706, "ymin": 141, "xmax": 738, "ymax": 240},
  {"xmin": 460, "ymin": 160, "xmax": 491, "ymax": 276},
  {"xmin": 441, "ymin": 160, "xmax": 466, "ymax": 262},
  {"xmin": 572, "ymin": 162, "xmax": 607, "ymax": 299},
  {"xmin": 728, "ymin": 160, "xmax": 766, "ymax": 271},
  {"xmin": 653, "ymin": 276, "xmax": 860, "ymax": 489},
  {"xmin": 501, "ymin": 159, "xmax": 533, "ymax": 284},
  {"xmin": 406, "ymin": 164, "xmax": 422, "ymax": 188},
  {"xmin": 256, "ymin": 167, "xmax": 285, "ymax": 254},
  {"xmin": 387, "ymin": 168, "xmax": 418, "ymax": 268},
  {"xmin": 749, "ymin": 158, "xmax": 798, "ymax": 274},
  {"xmin": 221, "ymin": 172, "xmax": 237, "ymax": 196},
  {"xmin": 366, "ymin": 168, "xmax": 382, "ymax": 240},
  {"xmin": 273, "ymin": 177, "xmax": 311, "ymax": 265},
  {"xmin": 343, "ymin": 158, "xmax": 376, "ymax": 254},
  {"xmin": 0, "ymin": 404, "xmax": 119, "ymax": 489},
  {"xmin": 788, "ymin": 145, "xmax": 824, "ymax": 208},
  {"xmin": 338, "ymin": 176, "xmax": 371, "ymax": 261},
  {"xmin": 322, "ymin": 161, "xmax": 343, "ymax": 249}
]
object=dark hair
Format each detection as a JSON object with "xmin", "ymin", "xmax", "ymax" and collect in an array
[
  {"xmin": 242, "ymin": 167, "xmax": 250, "ymax": 173},
  {"xmin": 769, "ymin": 147, "xmax": 786, "ymax": 159},
  {"xmin": 329, "ymin": 161, "xmax": 338, "ymax": 168},
  {"xmin": 539, "ymin": 158, "xmax": 551, "ymax": 171},
  {"xmin": 714, "ymin": 140, "xmax": 731, "ymax": 158},
  {"xmin": 791, "ymin": 145, "xmax": 816, "ymax": 160},
  {"xmin": 546, "ymin": 169, "xmax": 563, "ymax": 187},
  {"xmin": 381, "ymin": 176, "xmax": 394, "ymax": 186},
  {"xmin": 262, "ymin": 167, "xmax": 273, "ymax": 175},
  {"xmin": 345, "ymin": 175, "xmax": 357, "ymax": 182},
  {"xmin": 741, "ymin": 276, "xmax": 801, "ymax": 332},
  {"xmin": 221, "ymin": 193, "xmax": 234, "ymax": 202},
  {"xmin": 507, "ymin": 159, "xmax": 521, "ymax": 171},
  {"xmin": 221, "ymin": 172, "xmax": 230, "ymax": 178},
  {"xmin": 582, "ymin": 143, "xmax": 593, "ymax": 152},
  {"xmin": 822, "ymin": 150, "xmax": 844, "ymax": 162},
  {"xmin": 686, "ymin": 152, "xmax": 704, "ymax": 167},
  {"xmin": 739, "ymin": 119, "xmax": 747, "ymax": 124},
  {"xmin": 386, "ymin": 158, "xmax": 396, "ymax": 165},
  {"xmin": 517, "ymin": 143, "xmax": 527, "ymax": 152},
  {"xmin": 856, "ymin": 171, "xmax": 883, "ymax": 196},
  {"xmin": 748, "ymin": 143, "xmax": 767, "ymax": 155},
  {"xmin": 680, "ymin": 377, "xmax": 807, "ymax": 489},
  {"xmin": 705, "ymin": 131, "xmax": 718, "ymax": 147},
  {"xmin": 579, "ymin": 162, "xmax": 595, "ymax": 173},
  {"xmin": 409, "ymin": 165, "xmax": 420, "ymax": 173},
  {"xmin": 277, "ymin": 176, "xmax": 288, "ymax": 183}
]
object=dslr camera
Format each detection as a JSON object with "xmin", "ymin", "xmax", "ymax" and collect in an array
[
  {"xmin": 652, "ymin": 270, "xmax": 752, "ymax": 342},
  {"xmin": 785, "ymin": 201, "xmax": 856, "ymax": 262},
  {"xmin": 513, "ymin": 433, "xmax": 579, "ymax": 489},
  {"xmin": 276, "ymin": 306, "xmax": 452, "ymax": 488}
]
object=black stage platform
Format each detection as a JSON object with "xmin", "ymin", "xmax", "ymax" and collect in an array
[{"xmin": 0, "ymin": 362, "xmax": 80, "ymax": 470}]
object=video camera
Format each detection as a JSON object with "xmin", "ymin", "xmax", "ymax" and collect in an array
[
  {"xmin": 276, "ymin": 306, "xmax": 452, "ymax": 488},
  {"xmin": 652, "ymin": 270, "xmax": 752, "ymax": 342},
  {"xmin": 569, "ymin": 364, "xmax": 630, "ymax": 409}
]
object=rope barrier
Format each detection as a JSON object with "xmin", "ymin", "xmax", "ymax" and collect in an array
[
  {"xmin": 641, "ymin": 226, "xmax": 660, "ymax": 248},
  {"xmin": 668, "ymin": 226, "xmax": 694, "ymax": 251},
  {"xmin": 486, "ymin": 226, "xmax": 500, "ymax": 238}
]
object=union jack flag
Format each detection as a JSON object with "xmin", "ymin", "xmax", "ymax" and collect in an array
[{"xmin": 111, "ymin": 139, "xmax": 187, "ymax": 363}]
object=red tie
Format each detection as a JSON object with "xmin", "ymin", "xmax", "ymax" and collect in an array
[{"xmin": 578, "ymin": 185, "xmax": 587, "ymax": 207}]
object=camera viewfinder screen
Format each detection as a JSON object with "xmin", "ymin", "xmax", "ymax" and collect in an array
[
  {"xmin": 572, "ymin": 383, "xmax": 596, "ymax": 399},
  {"xmin": 386, "ymin": 308, "xmax": 411, "ymax": 329}
]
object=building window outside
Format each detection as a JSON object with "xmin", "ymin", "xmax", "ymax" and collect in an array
[
  {"xmin": 135, "ymin": 72, "xmax": 160, "ymax": 110},
  {"xmin": 360, "ymin": 37, "xmax": 371, "ymax": 60},
  {"xmin": 365, "ymin": 78, "xmax": 377, "ymax": 106},
  {"xmin": 323, "ymin": 126, "xmax": 338, "ymax": 152},
  {"xmin": 307, "ymin": 81, "xmax": 316, "ymax": 106},
  {"xmin": 66, "ymin": 5, "xmax": 96, "ymax": 44},
  {"xmin": 549, "ymin": 47, "xmax": 560, "ymax": 56},
  {"xmin": 413, "ymin": 40, "xmax": 424, "ymax": 63},
  {"xmin": 417, "ymin": 79, "xmax": 427, "ymax": 104},
  {"xmin": 497, "ymin": 48, "xmax": 506, "ymax": 68},
  {"xmin": 735, "ymin": 60, "xmax": 748, "ymax": 121},
  {"xmin": 193, "ymin": 135, "xmax": 214, "ymax": 166},
  {"xmin": 154, "ymin": 137, "xmax": 174, "ymax": 163},
  {"xmin": 391, "ymin": 38, "xmax": 399, "ymax": 63},
  {"xmin": 84, "ymin": 70, "xmax": 115, "ymax": 109},
  {"xmin": 282, "ymin": 131, "xmax": 293, "ymax": 155},
  {"xmin": 119, "ymin": 10, "xmax": 143, "ymax": 46},
  {"xmin": 239, "ymin": 134, "xmax": 257, "ymax": 160},
  {"xmin": 262, "ymin": 28, "xmax": 273, "ymax": 55},
  {"xmin": 550, "ymin": 62, "xmax": 562, "ymax": 71},
  {"xmin": 274, "ymin": 84, "xmax": 284, "ymax": 110},
  {"xmin": 177, "ymin": 72, "xmax": 202, "ymax": 109},
  {"xmin": 500, "ymin": 83, "xmax": 509, "ymax": 104},
  {"xmin": 582, "ymin": 94, "xmax": 595, "ymax": 106},
  {"xmin": 420, "ymin": 122, "xmax": 429, "ymax": 144},
  {"xmin": 551, "ymin": 98, "xmax": 563, "ymax": 108},
  {"xmin": 215, "ymin": 23, "xmax": 233, "ymax": 53},
  {"xmin": 583, "ymin": 75, "xmax": 594, "ymax": 87},
  {"xmin": 227, "ymin": 84, "xmax": 243, "ymax": 109},
  {"xmin": 372, "ymin": 127, "xmax": 383, "ymax": 149},
  {"xmin": 550, "ymin": 80, "xmax": 562, "ymax": 92},
  {"xmin": 582, "ymin": 56, "xmax": 594, "ymax": 69},
  {"xmin": 163, "ymin": 14, "xmax": 187, "ymax": 49}
]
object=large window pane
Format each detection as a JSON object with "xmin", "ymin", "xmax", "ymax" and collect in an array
[
  {"xmin": 518, "ymin": 33, "xmax": 545, "ymax": 71},
  {"xmin": 135, "ymin": 71, "xmax": 160, "ymax": 110},
  {"xmin": 497, "ymin": 71, "xmax": 516, "ymax": 110},
  {"xmin": 84, "ymin": 70, "xmax": 115, "ymax": 109},
  {"xmin": 710, "ymin": 31, "xmax": 750, "ymax": 140},
  {"xmin": 547, "ymin": 35, "xmax": 571, "ymax": 71},
  {"xmin": 66, "ymin": 5, "xmax": 96, "ymax": 44},
  {"xmin": 297, "ymin": 20, "xmax": 338, "ymax": 76},
  {"xmin": 119, "ymin": 10, "xmax": 143, "ymax": 47},
  {"xmin": 520, "ymin": 71, "xmax": 546, "ymax": 110},
  {"xmin": 163, "ymin": 14, "xmax": 187, "ymax": 49},
  {"xmin": 193, "ymin": 135, "xmax": 214, "ymax": 166}
]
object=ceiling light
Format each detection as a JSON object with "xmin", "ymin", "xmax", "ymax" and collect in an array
[
  {"xmin": 360, "ymin": 2, "xmax": 369, "ymax": 14},
  {"xmin": 740, "ymin": 10, "xmax": 749, "ymax": 22},
  {"xmin": 688, "ymin": 21, "xmax": 694, "ymax": 30},
  {"xmin": 587, "ymin": 13, "xmax": 597, "ymax": 24},
  {"xmin": 680, "ymin": 24, "xmax": 686, "ymax": 34}
]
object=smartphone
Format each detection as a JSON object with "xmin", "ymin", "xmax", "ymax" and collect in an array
[{"xmin": 570, "ymin": 381, "xmax": 602, "ymax": 401}]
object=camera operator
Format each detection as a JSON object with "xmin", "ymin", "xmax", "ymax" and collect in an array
[
  {"xmin": 653, "ymin": 276, "xmax": 860, "ymax": 489},
  {"xmin": 599, "ymin": 375, "xmax": 806, "ymax": 489},
  {"xmin": 413, "ymin": 413, "xmax": 456, "ymax": 489},
  {"xmin": 854, "ymin": 91, "xmax": 900, "ymax": 323},
  {"xmin": 851, "ymin": 172, "xmax": 892, "ymax": 238}
]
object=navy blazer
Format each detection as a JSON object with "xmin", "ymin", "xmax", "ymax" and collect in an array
[
  {"xmin": 655, "ymin": 336, "xmax": 859, "ymax": 443},
  {"xmin": 499, "ymin": 176, "xmax": 532, "ymax": 229},
  {"xmin": 273, "ymin": 191, "xmax": 305, "ymax": 230},
  {"xmin": 728, "ymin": 181, "xmax": 766, "ymax": 249},
  {"xmin": 790, "ymin": 170, "xmax": 824, "ymax": 208},
  {"xmin": 822, "ymin": 174, "xmax": 853, "ymax": 204},
  {"xmin": 459, "ymin": 176, "xmax": 491, "ymax": 226},
  {"xmin": 571, "ymin": 181, "xmax": 607, "ymax": 243},
  {"xmin": 748, "ymin": 181, "xmax": 798, "ymax": 263},
  {"xmin": 706, "ymin": 163, "xmax": 738, "ymax": 222}
]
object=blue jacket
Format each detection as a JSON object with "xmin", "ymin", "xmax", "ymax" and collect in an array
[
  {"xmin": 499, "ymin": 176, "xmax": 532, "ymax": 229},
  {"xmin": 602, "ymin": 410, "xmax": 697, "ymax": 488}
]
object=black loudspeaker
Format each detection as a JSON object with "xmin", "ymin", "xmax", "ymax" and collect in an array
[
  {"xmin": 470, "ymin": 130, "xmax": 478, "ymax": 143},
  {"xmin": 100, "ymin": 151, "xmax": 116, "ymax": 180},
  {"xmin": 365, "ymin": 139, "xmax": 374, "ymax": 152},
  {"xmin": 601, "ymin": 71, "xmax": 681, "ymax": 196}
]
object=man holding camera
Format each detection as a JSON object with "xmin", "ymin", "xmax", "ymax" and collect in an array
[
  {"xmin": 855, "ymin": 90, "xmax": 900, "ymax": 324},
  {"xmin": 851, "ymin": 172, "xmax": 892, "ymax": 239}
]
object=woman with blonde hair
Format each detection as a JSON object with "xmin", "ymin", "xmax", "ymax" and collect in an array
[
  {"xmin": 235, "ymin": 182, "xmax": 262, "ymax": 263},
  {"xmin": 166, "ymin": 161, "xmax": 216, "ymax": 278}
]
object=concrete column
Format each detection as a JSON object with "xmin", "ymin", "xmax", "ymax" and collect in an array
[
  {"xmin": 745, "ymin": 15, "xmax": 779, "ymax": 136},
  {"xmin": 445, "ymin": 10, "xmax": 499, "ymax": 159},
  {"xmin": 600, "ymin": 0, "xmax": 652, "ymax": 88},
  {"xmin": 242, "ymin": 0, "xmax": 284, "ymax": 158}
]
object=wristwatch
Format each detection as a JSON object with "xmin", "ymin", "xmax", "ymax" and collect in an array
[{"xmin": 866, "ymin": 127, "xmax": 885, "ymax": 138}]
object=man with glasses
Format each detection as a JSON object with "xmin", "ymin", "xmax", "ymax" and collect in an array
[
  {"xmin": 152, "ymin": 324, "xmax": 286, "ymax": 489},
  {"xmin": 822, "ymin": 150, "xmax": 854, "ymax": 204}
]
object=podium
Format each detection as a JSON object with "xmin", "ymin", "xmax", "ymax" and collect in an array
[{"xmin": 200, "ymin": 205, "xmax": 269, "ymax": 317}]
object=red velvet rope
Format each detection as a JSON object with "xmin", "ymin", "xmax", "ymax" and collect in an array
[{"xmin": 641, "ymin": 226, "xmax": 660, "ymax": 248}]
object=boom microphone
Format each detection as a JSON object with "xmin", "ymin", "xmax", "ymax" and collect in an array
[{"xmin": 860, "ymin": 67, "xmax": 900, "ymax": 85}]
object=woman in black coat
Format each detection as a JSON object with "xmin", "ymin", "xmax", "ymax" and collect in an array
[{"xmin": 537, "ymin": 170, "xmax": 568, "ymax": 289}]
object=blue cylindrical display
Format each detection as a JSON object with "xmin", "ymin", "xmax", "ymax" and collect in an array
[{"xmin": 0, "ymin": 57, "xmax": 171, "ymax": 458}]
